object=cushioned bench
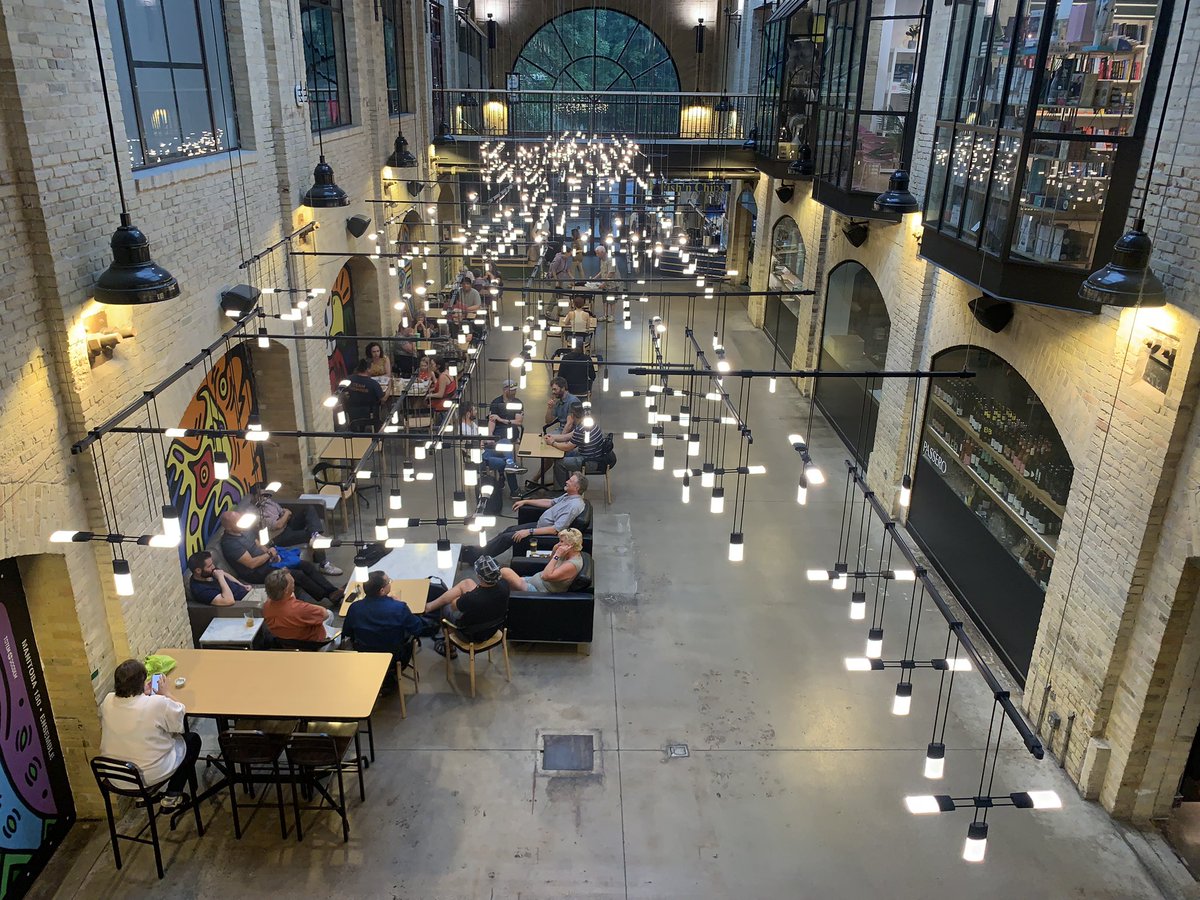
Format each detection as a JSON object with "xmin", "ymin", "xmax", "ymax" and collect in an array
[{"xmin": 506, "ymin": 553, "xmax": 594, "ymax": 650}]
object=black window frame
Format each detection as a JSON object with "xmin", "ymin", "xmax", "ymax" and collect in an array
[
  {"xmin": 302, "ymin": 0, "xmax": 353, "ymax": 131},
  {"xmin": 107, "ymin": 0, "xmax": 241, "ymax": 170},
  {"xmin": 919, "ymin": 0, "xmax": 1174, "ymax": 312},
  {"xmin": 383, "ymin": 0, "xmax": 411, "ymax": 115}
]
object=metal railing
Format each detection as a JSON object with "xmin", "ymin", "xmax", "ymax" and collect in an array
[{"xmin": 433, "ymin": 90, "xmax": 761, "ymax": 142}]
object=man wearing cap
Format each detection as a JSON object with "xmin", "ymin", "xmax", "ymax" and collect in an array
[
  {"xmin": 486, "ymin": 379, "xmax": 526, "ymax": 496},
  {"xmin": 423, "ymin": 556, "xmax": 511, "ymax": 651},
  {"xmin": 343, "ymin": 571, "xmax": 430, "ymax": 694}
]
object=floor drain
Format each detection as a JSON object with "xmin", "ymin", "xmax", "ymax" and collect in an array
[
  {"xmin": 667, "ymin": 743, "xmax": 690, "ymax": 758},
  {"xmin": 537, "ymin": 729, "xmax": 603, "ymax": 776}
]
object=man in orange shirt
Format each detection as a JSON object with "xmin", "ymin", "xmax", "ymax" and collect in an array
[{"xmin": 262, "ymin": 569, "xmax": 332, "ymax": 644}]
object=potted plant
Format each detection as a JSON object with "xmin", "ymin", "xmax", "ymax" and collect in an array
[{"xmin": 906, "ymin": 23, "xmax": 921, "ymax": 49}]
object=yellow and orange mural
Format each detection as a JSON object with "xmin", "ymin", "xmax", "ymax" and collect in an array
[
  {"xmin": 164, "ymin": 346, "xmax": 264, "ymax": 563},
  {"xmin": 325, "ymin": 264, "xmax": 357, "ymax": 392}
]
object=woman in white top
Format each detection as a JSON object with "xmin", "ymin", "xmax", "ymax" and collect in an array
[{"xmin": 99, "ymin": 659, "xmax": 201, "ymax": 808}]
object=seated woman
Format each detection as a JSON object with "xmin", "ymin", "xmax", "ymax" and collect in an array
[
  {"xmin": 427, "ymin": 359, "xmax": 459, "ymax": 421},
  {"xmin": 365, "ymin": 341, "xmax": 391, "ymax": 377},
  {"xmin": 499, "ymin": 528, "xmax": 584, "ymax": 593}
]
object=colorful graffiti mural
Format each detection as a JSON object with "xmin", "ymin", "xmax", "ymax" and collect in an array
[
  {"xmin": 325, "ymin": 264, "xmax": 357, "ymax": 392},
  {"xmin": 0, "ymin": 560, "xmax": 74, "ymax": 899},
  {"xmin": 164, "ymin": 345, "xmax": 264, "ymax": 564}
]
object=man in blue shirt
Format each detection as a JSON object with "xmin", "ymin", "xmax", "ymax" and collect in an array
[
  {"xmin": 343, "ymin": 571, "xmax": 431, "ymax": 694},
  {"xmin": 187, "ymin": 551, "xmax": 251, "ymax": 606}
]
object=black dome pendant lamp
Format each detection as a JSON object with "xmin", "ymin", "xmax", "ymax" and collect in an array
[
  {"xmin": 86, "ymin": 0, "xmax": 179, "ymax": 305},
  {"xmin": 303, "ymin": 96, "xmax": 349, "ymax": 208}
]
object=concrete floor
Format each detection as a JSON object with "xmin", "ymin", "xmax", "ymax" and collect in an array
[{"xmin": 39, "ymin": 293, "xmax": 1186, "ymax": 899}]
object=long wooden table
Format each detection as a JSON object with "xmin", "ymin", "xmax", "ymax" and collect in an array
[
  {"xmin": 339, "ymin": 578, "xmax": 429, "ymax": 618},
  {"xmin": 518, "ymin": 433, "xmax": 565, "ymax": 459},
  {"xmin": 156, "ymin": 647, "xmax": 390, "ymax": 722}
]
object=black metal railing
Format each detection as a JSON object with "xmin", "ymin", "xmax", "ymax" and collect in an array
[{"xmin": 433, "ymin": 90, "xmax": 760, "ymax": 142}]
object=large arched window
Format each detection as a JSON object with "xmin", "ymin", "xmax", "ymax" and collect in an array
[
  {"xmin": 511, "ymin": 10, "xmax": 680, "ymax": 135},
  {"xmin": 908, "ymin": 347, "xmax": 1074, "ymax": 682},
  {"xmin": 763, "ymin": 216, "xmax": 806, "ymax": 354},
  {"xmin": 815, "ymin": 261, "xmax": 891, "ymax": 467}
]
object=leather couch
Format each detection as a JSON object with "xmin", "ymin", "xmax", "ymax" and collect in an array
[
  {"xmin": 505, "ymin": 552, "xmax": 594, "ymax": 648},
  {"xmin": 511, "ymin": 499, "xmax": 594, "ymax": 556}
]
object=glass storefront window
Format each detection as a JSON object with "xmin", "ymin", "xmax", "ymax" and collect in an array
[
  {"xmin": 764, "ymin": 217, "xmax": 806, "ymax": 354},
  {"xmin": 908, "ymin": 347, "xmax": 1074, "ymax": 680},
  {"xmin": 921, "ymin": 1, "xmax": 1169, "ymax": 310},
  {"xmin": 813, "ymin": 0, "xmax": 925, "ymax": 217},
  {"xmin": 815, "ymin": 261, "xmax": 891, "ymax": 467},
  {"xmin": 754, "ymin": 3, "xmax": 824, "ymax": 164}
]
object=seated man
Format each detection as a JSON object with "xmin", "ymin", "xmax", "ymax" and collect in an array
[
  {"xmin": 219, "ymin": 510, "xmax": 342, "ymax": 606},
  {"xmin": 253, "ymin": 490, "xmax": 342, "ymax": 576},
  {"xmin": 187, "ymin": 550, "xmax": 251, "ymax": 606},
  {"xmin": 343, "ymin": 571, "xmax": 431, "ymax": 694},
  {"xmin": 423, "ymin": 556, "xmax": 510, "ymax": 654},
  {"xmin": 344, "ymin": 358, "xmax": 385, "ymax": 430},
  {"xmin": 543, "ymin": 376, "xmax": 580, "ymax": 436},
  {"xmin": 99, "ymin": 658, "xmax": 201, "ymax": 810},
  {"xmin": 546, "ymin": 402, "xmax": 607, "ymax": 486},
  {"xmin": 261, "ymin": 569, "xmax": 333, "ymax": 645},
  {"xmin": 461, "ymin": 473, "xmax": 587, "ymax": 564},
  {"xmin": 557, "ymin": 347, "xmax": 596, "ymax": 396},
  {"xmin": 498, "ymin": 528, "xmax": 585, "ymax": 594}
]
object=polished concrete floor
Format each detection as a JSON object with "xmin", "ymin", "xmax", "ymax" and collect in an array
[{"xmin": 39, "ymin": 292, "xmax": 1188, "ymax": 899}]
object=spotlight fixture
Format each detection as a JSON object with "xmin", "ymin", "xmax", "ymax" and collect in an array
[
  {"xmin": 433, "ymin": 122, "xmax": 457, "ymax": 145},
  {"xmin": 220, "ymin": 283, "xmax": 260, "ymax": 320},
  {"xmin": 775, "ymin": 183, "xmax": 795, "ymax": 204},
  {"xmin": 385, "ymin": 131, "xmax": 418, "ymax": 170},
  {"xmin": 406, "ymin": 181, "xmax": 422, "ymax": 198},
  {"xmin": 842, "ymin": 220, "xmax": 870, "ymax": 248},
  {"xmin": 1078, "ymin": 218, "xmax": 1166, "ymax": 308},
  {"xmin": 303, "ymin": 156, "xmax": 350, "ymax": 208},
  {"xmin": 346, "ymin": 214, "xmax": 372, "ymax": 238},
  {"xmin": 873, "ymin": 170, "xmax": 920, "ymax": 214}
]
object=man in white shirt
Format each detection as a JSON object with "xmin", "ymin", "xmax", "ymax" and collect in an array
[{"xmin": 100, "ymin": 659, "xmax": 201, "ymax": 809}]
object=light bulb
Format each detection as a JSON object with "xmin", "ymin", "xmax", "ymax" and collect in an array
[
  {"xmin": 453, "ymin": 491, "xmax": 467, "ymax": 517},
  {"xmin": 352, "ymin": 555, "xmax": 369, "ymax": 584},
  {"xmin": 265, "ymin": 481, "xmax": 282, "ymax": 493},
  {"xmin": 1023, "ymin": 790, "xmax": 1062, "ymax": 809},
  {"xmin": 831, "ymin": 573, "xmax": 848, "ymax": 591},
  {"xmin": 701, "ymin": 466, "xmax": 715, "ymax": 488},
  {"xmin": 258, "ymin": 526, "xmax": 270, "ymax": 546},
  {"xmin": 681, "ymin": 477, "xmax": 690, "ymax": 504},
  {"xmin": 49, "ymin": 531, "xmax": 82, "ymax": 543},
  {"xmin": 806, "ymin": 569, "xmax": 828, "ymax": 581},
  {"xmin": 788, "ymin": 433, "xmax": 805, "ymax": 447},
  {"xmin": 904, "ymin": 795, "xmax": 944, "ymax": 815},
  {"xmin": 796, "ymin": 479, "xmax": 808, "ymax": 505},
  {"xmin": 213, "ymin": 452, "xmax": 230, "ymax": 480},
  {"xmin": 924, "ymin": 743, "xmax": 945, "ymax": 779},
  {"xmin": 962, "ymin": 822, "xmax": 988, "ymax": 863},
  {"xmin": 464, "ymin": 469, "xmax": 478, "ymax": 487},
  {"xmin": 892, "ymin": 682, "xmax": 912, "ymax": 716},
  {"xmin": 236, "ymin": 512, "xmax": 257, "ymax": 529},
  {"xmin": 688, "ymin": 435, "xmax": 701, "ymax": 457},
  {"xmin": 768, "ymin": 377, "xmax": 777, "ymax": 393},
  {"xmin": 436, "ymin": 538, "xmax": 452, "ymax": 569},
  {"xmin": 850, "ymin": 591, "xmax": 866, "ymax": 620},
  {"xmin": 257, "ymin": 328, "xmax": 269, "ymax": 349},
  {"xmin": 603, "ymin": 370, "xmax": 610, "ymax": 391},
  {"xmin": 844, "ymin": 657, "xmax": 873, "ymax": 671},
  {"xmin": 375, "ymin": 519, "xmax": 389, "ymax": 541},
  {"xmin": 899, "ymin": 474, "xmax": 912, "ymax": 507},
  {"xmin": 311, "ymin": 534, "xmax": 333, "ymax": 549},
  {"xmin": 323, "ymin": 395, "xmax": 340, "ymax": 408},
  {"xmin": 710, "ymin": 488, "xmax": 725, "ymax": 514},
  {"xmin": 892, "ymin": 569, "xmax": 916, "ymax": 581},
  {"xmin": 112, "ymin": 559, "xmax": 134, "ymax": 596},
  {"xmin": 805, "ymin": 464, "xmax": 825, "ymax": 485},
  {"xmin": 653, "ymin": 449, "xmax": 665, "ymax": 470},
  {"xmin": 389, "ymin": 490, "xmax": 403, "ymax": 510},
  {"xmin": 161, "ymin": 505, "xmax": 181, "ymax": 540},
  {"xmin": 728, "ymin": 532, "xmax": 744, "ymax": 562},
  {"xmin": 866, "ymin": 628, "xmax": 884, "ymax": 658}
]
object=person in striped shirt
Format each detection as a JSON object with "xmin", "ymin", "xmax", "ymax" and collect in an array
[{"xmin": 547, "ymin": 402, "xmax": 607, "ymax": 487}]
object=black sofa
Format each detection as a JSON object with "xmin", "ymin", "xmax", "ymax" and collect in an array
[{"xmin": 506, "ymin": 553, "xmax": 595, "ymax": 649}]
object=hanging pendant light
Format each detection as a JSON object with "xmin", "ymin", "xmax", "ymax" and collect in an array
[
  {"xmin": 112, "ymin": 558, "xmax": 134, "ymax": 597},
  {"xmin": 385, "ymin": 131, "xmax": 418, "ymax": 170},
  {"xmin": 86, "ymin": 0, "xmax": 180, "ymax": 305},
  {"xmin": 1078, "ymin": 219, "xmax": 1166, "ymax": 308},
  {"xmin": 303, "ymin": 156, "xmax": 350, "ymax": 208},
  {"xmin": 873, "ymin": 170, "xmax": 919, "ymax": 214}
]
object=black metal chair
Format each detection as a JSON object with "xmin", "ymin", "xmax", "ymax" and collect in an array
[
  {"xmin": 90, "ymin": 755, "xmax": 204, "ymax": 880},
  {"xmin": 216, "ymin": 729, "xmax": 289, "ymax": 840},
  {"xmin": 285, "ymin": 732, "xmax": 361, "ymax": 842}
]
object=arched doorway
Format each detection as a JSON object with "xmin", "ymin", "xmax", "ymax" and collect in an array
[
  {"xmin": 907, "ymin": 346, "xmax": 1074, "ymax": 681},
  {"xmin": 814, "ymin": 261, "xmax": 891, "ymax": 467},
  {"xmin": 764, "ymin": 215, "xmax": 806, "ymax": 355},
  {"xmin": 511, "ymin": 10, "xmax": 680, "ymax": 135}
]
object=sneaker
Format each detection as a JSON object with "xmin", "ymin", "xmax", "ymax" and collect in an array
[
  {"xmin": 159, "ymin": 792, "xmax": 184, "ymax": 811},
  {"xmin": 320, "ymin": 561, "xmax": 343, "ymax": 576},
  {"xmin": 504, "ymin": 465, "xmax": 528, "ymax": 475}
]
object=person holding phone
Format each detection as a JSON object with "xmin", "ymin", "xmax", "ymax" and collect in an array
[{"xmin": 99, "ymin": 658, "xmax": 201, "ymax": 810}]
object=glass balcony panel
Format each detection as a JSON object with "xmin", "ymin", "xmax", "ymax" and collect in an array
[
  {"xmin": 925, "ymin": 127, "xmax": 954, "ymax": 228},
  {"xmin": 853, "ymin": 111, "xmax": 905, "ymax": 194},
  {"xmin": 981, "ymin": 133, "xmax": 1023, "ymax": 254}
]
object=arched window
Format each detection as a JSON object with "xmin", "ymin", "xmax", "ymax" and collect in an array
[
  {"xmin": 908, "ymin": 347, "xmax": 1074, "ymax": 681},
  {"xmin": 511, "ymin": 10, "xmax": 680, "ymax": 135},
  {"xmin": 770, "ymin": 216, "xmax": 805, "ymax": 290},
  {"xmin": 815, "ymin": 261, "xmax": 891, "ymax": 467}
]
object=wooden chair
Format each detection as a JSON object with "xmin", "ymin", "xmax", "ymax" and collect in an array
[
  {"xmin": 442, "ymin": 617, "xmax": 511, "ymax": 698},
  {"xmin": 90, "ymin": 756, "xmax": 205, "ymax": 880},
  {"xmin": 395, "ymin": 636, "xmax": 420, "ymax": 718},
  {"xmin": 216, "ymin": 730, "xmax": 290, "ymax": 840},
  {"xmin": 285, "ymin": 731, "xmax": 362, "ymax": 843}
]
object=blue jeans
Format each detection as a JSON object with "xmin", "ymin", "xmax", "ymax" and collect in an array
[{"xmin": 483, "ymin": 449, "xmax": 520, "ymax": 494}]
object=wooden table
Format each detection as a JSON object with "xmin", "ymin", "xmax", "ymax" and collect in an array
[
  {"xmin": 198, "ymin": 617, "xmax": 264, "ymax": 649},
  {"xmin": 316, "ymin": 436, "xmax": 378, "ymax": 463},
  {"xmin": 300, "ymin": 483, "xmax": 355, "ymax": 533},
  {"xmin": 518, "ymin": 433, "xmax": 564, "ymax": 459},
  {"xmin": 155, "ymin": 647, "xmax": 391, "ymax": 722},
  {"xmin": 339, "ymin": 578, "xmax": 429, "ymax": 618}
]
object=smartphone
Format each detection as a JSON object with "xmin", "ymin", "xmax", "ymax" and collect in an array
[{"xmin": 150, "ymin": 674, "xmax": 162, "ymax": 694}]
